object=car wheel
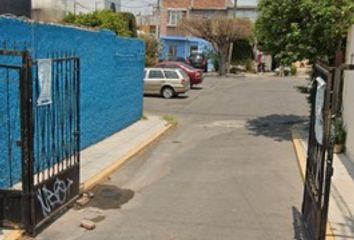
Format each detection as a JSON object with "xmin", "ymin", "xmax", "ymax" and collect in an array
[{"xmin": 161, "ymin": 87, "xmax": 175, "ymax": 99}]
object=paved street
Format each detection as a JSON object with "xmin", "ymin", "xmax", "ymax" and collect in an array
[{"xmin": 38, "ymin": 74, "xmax": 309, "ymax": 240}]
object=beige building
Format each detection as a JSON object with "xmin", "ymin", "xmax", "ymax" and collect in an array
[{"xmin": 342, "ymin": 25, "xmax": 354, "ymax": 164}]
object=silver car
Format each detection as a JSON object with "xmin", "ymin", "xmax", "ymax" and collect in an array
[{"xmin": 144, "ymin": 68, "xmax": 190, "ymax": 98}]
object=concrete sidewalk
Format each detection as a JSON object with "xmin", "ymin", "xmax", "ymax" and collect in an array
[
  {"xmin": 0, "ymin": 115, "xmax": 173, "ymax": 240},
  {"xmin": 292, "ymin": 124, "xmax": 354, "ymax": 240}
]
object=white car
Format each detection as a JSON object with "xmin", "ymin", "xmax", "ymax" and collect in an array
[{"xmin": 144, "ymin": 68, "xmax": 190, "ymax": 99}]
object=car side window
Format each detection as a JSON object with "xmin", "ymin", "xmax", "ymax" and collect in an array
[
  {"xmin": 148, "ymin": 70, "xmax": 164, "ymax": 79},
  {"xmin": 164, "ymin": 70, "xmax": 179, "ymax": 79}
]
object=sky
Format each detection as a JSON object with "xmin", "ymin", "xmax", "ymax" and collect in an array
[{"xmin": 120, "ymin": 0, "xmax": 258, "ymax": 15}]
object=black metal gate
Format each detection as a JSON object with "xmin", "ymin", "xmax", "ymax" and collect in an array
[
  {"xmin": 0, "ymin": 48, "xmax": 80, "ymax": 234},
  {"xmin": 302, "ymin": 62, "xmax": 354, "ymax": 240}
]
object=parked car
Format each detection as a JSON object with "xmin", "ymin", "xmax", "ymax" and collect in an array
[
  {"xmin": 166, "ymin": 56, "xmax": 187, "ymax": 63},
  {"xmin": 187, "ymin": 53, "xmax": 208, "ymax": 72},
  {"xmin": 154, "ymin": 61, "xmax": 203, "ymax": 88},
  {"xmin": 144, "ymin": 68, "xmax": 190, "ymax": 99}
]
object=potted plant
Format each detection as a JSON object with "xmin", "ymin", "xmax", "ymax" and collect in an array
[{"xmin": 334, "ymin": 117, "xmax": 347, "ymax": 154}]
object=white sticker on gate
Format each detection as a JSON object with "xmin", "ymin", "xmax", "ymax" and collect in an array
[
  {"xmin": 315, "ymin": 77, "xmax": 326, "ymax": 145},
  {"xmin": 37, "ymin": 59, "xmax": 52, "ymax": 106}
]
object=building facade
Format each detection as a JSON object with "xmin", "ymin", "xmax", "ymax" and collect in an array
[
  {"xmin": 136, "ymin": 14, "xmax": 159, "ymax": 35},
  {"xmin": 160, "ymin": 0, "xmax": 233, "ymax": 36}
]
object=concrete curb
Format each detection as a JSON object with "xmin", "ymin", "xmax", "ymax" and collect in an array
[
  {"xmin": 291, "ymin": 126, "xmax": 335, "ymax": 240},
  {"xmin": 80, "ymin": 122, "xmax": 175, "ymax": 192}
]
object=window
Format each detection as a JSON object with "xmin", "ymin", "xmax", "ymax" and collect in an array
[
  {"xmin": 148, "ymin": 70, "xmax": 164, "ymax": 79},
  {"xmin": 168, "ymin": 45, "xmax": 177, "ymax": 57},
  {"xmin": 164, "ymin": 70, "xmax": 179, "ymax": 79},
  {"xmin": 168, "ymin": 10, "xmax": 185, "ymax": 26}
]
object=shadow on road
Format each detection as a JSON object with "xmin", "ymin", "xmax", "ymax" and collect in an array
[
  {"xmin": 86, "ymin": 184, "xmax": 135, "ymax": 210},
  {"xmin": 292, "ymin": 207, "xmax": 310, "ymax": 240},
  {"xmin": 191, "ymin": 86, "xmax": 203, "ymax": 90},
  {"xmin": 247, "ymin": 114, "xmax": 307, "ymax": 142},
  {"xmin": 144, "ymin": 94, "xmax": 189, "ymax": 99}
]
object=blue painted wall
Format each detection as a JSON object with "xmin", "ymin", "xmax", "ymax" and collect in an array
[
  {"xmin": 159, "ymin": 36, "xmax": 215, "ymax": 71},
  {"xmin": 160, "ymin": 36, "xmax": 213, "ymax": 59},
  {"xmin": 0, "ymin": 17, "xmax": 145, "ymax": 188}
]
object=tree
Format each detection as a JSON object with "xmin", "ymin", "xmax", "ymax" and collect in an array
[
  {"xmin": 179, "ymin": 16, "xmax": 252, "ymax": 75},
  {"xmin": 120, "ymin": 12, "xmax": 138, "ymax": 38},
  {"xmin": 63, "ymin": 10, "xmax": 137, "ymax": 37},
  {"xmin": 139, "ymin": 34, "xmax": 160, "ymax": 67},
  {"xmin": 255, "ymin": 0, "xmax": 354, "ymax": 65}
]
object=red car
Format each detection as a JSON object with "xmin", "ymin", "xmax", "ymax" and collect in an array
[{"xmin": 155, "ymin": 61, "xmax": 203, "ymax": 88}]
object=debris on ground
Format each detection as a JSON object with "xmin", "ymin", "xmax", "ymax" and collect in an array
[
  {"xmin": 80, "ymin": 219, "xmax": 96, "ymax": 230},
  {"xmin": 76, "ymin": 195, "xmax": 90, "ymax": 207}
]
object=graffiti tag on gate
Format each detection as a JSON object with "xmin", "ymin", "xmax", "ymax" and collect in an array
[{"xmin": 37, "ymin": 178, "xmax": 73, "ymax": 217}]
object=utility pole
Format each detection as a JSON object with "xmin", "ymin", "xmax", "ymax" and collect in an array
[
  {"xmin": 228, "ymin": 0, "xmax": 238, "ymax": 72},
  {"xmin": 156, "ymin": 0, "xmax": 161, "ymax": 39}
]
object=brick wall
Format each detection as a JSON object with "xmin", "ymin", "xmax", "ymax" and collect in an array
[{"xmin": 193, "ymin": 0, "xmax": 228, "ymax": 8}]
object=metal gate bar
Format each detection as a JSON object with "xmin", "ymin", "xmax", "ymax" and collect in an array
[
  {"xmin": 31, "ymin": 54, "xmax": 80, "ymax": 233},
  {"xmin": 0, "ymin": 48, "xmax": 80, "ymax": 234}
]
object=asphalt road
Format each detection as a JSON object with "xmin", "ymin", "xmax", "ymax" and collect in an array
[{"xmin": 38, "ymin": 74, "xmax": 309, "ymax": 240}]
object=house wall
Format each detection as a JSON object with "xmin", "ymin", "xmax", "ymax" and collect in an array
[
  {"xmin": 159, "ymin": 36, "xmax": 215, "ymax": 70},
  {"xmin": 0, "ymin": 17, "xmax": 145, "ymax": 188},
  {"xmin": 343, "ymin": 25, "xmax": 354, "ymax": 164},
  {"xmin": 31, "ymin": 0, "xmax": 66, "ymax": 21},
  {"xmin": 190, "ymin": 9, "xmax": 227, "ymax": 17},
  {"xmin": 227, "ymin": 8, "xmax": 258, "ymax": 22},
  {"xmin": 160, "ymin": 0, "xmax": 229, "ymax": 36},
  {"xmin": 160, "ymin": 38, "xmax": 190, "ymax": 59}
]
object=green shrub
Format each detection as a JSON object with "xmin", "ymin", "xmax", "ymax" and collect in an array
[
  {"xmin": 290, "ymin": 64, "xmax": 297, "ymax": 75},
  {"xmin": 334, "ymin": 117, "xmax": 347, "ymax": 145},
  {"xmin": 120, "ymin": 12, "xmax": 138, "ymax": 37},
  {"xmin": 63, "ymin": 10, "xmax": 132, "ymax": 37},
  {"xmin": 229, "ymin": 67, "xmax": 238, "ymax": 74},
  {"xmin": 245, "ymin": 59, "xmax": 256, "ymax": 73}
]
